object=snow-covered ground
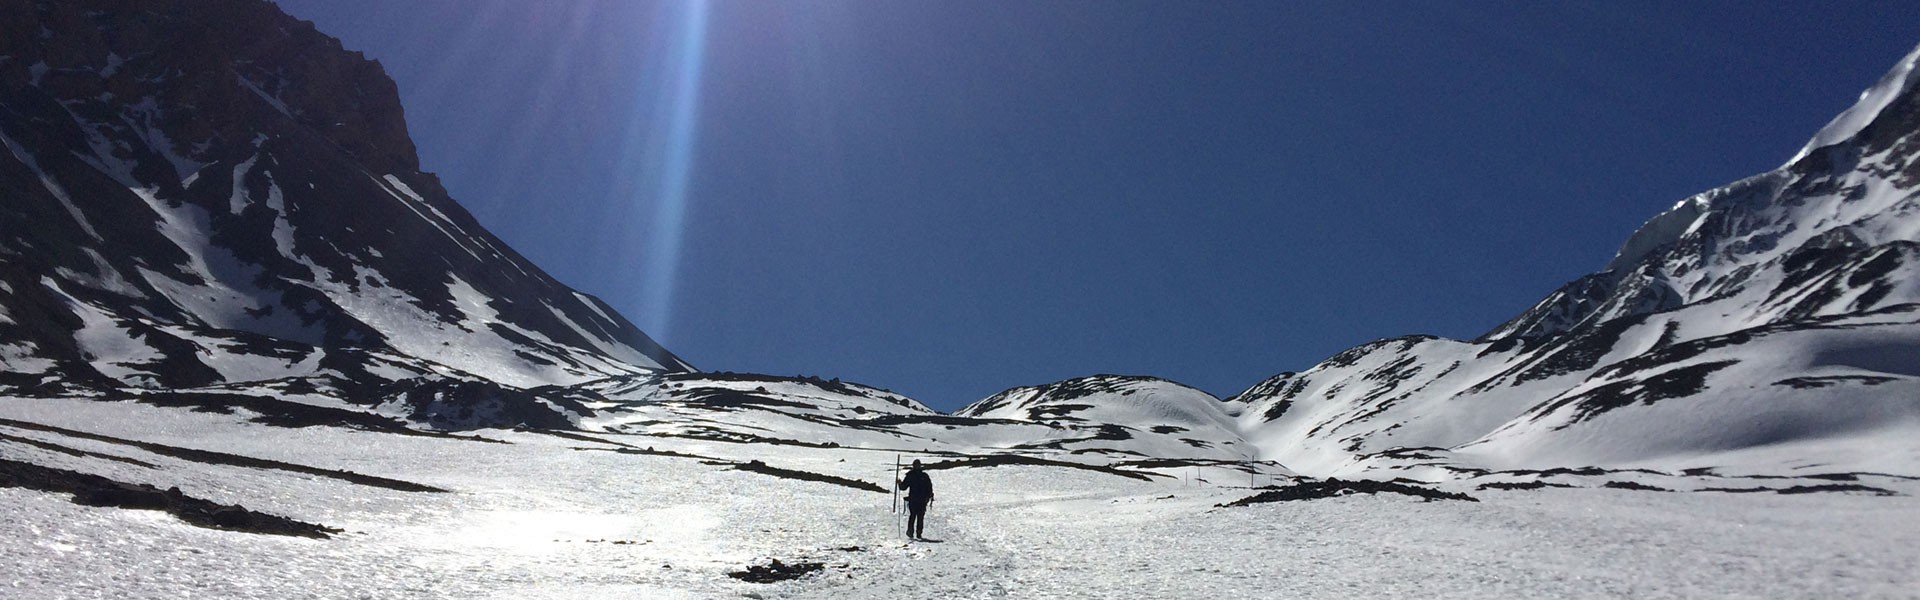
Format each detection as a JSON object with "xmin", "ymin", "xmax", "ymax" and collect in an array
[{"xmin": 3, "ymin": 395, "xmax": 1916, "ymax": 599}]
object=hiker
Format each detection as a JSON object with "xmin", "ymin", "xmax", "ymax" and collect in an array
[{"xmin": 897, "ymin": 459, "xmax": 934, "ymax": 539}]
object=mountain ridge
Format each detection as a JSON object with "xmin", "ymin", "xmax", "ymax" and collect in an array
[
  {"xmin": 1, "ymin": 0, "xmax": 688, "ymax": 426},
  {"xmin": 1, "ymin": 0, "xmax": 1916, "ymax": 478},
  {"xmin": 954, "ymin": 41, "xmax": 1920, "ymax": 476}
]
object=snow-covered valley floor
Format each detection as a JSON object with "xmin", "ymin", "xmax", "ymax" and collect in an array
[{"xmin": 3, "ymin": 396, "xmax": 1917, "ymax": 599}]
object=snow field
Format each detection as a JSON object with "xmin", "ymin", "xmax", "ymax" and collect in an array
[{"xmin": 5, "ymin": 395, "xmax": 1920, "ymax": 599}]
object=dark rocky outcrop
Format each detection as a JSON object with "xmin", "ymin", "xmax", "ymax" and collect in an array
[
  {"xmin": 1216, "ymin": 478, "xmax": 1478, "ymax": 507},
  {"xmin": 0, "ymin": 416, "xmax": 446, "ymax": 492},
  {"xmin": 727, "ymin": 559, "xmax": 825, "ymax": 584},
  {"xmin": 0, "ymin": 457, "xmax": 341, "ymax": 538}
]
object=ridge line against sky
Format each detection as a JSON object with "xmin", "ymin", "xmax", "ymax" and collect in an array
[{"xmin": 271, "ymin": 0, "xmax": 1918, "ymax": 411}]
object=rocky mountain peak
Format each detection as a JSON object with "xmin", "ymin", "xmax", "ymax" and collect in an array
[
  {"xmin": 1483, "ymin": 43, "xmax": 1920, "ymax": 343},
  {"xmin": 0, "ymin": 0, "xmax": 418, "ymax": 178},
  {"xmin": 1791, "ymin": 42, "xmax": 1920, "ymax": 167},
  {"xmin": 1, "ymin": 0, "xmax": 688, "ymax": 417}
]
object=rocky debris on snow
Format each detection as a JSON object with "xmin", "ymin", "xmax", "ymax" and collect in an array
[
  {"xmin": 925, "ymin": 454, "xmax": 1161, "ymax": 481},
  {"xmin": 1111, "ymin": 458, "xmax": 1283, "ymax": 479},
  {"xmin": 0, "ymin": 458, "xmax": 340, "ymax": 538},
  {"xmin": 0, "ymin": 432, "xmax": 159, "ymax": 468},
  {"xmin": 1699, "ymin": 484, "xmax": 1901, "ymax": 496},
  {"xmin": 529, "ymin": 428, "xmax": 633, "ymax": 446},
  {"xmin": 675, "ymin": 388, "xmax": 816, "ymax": 411},
  {"xmin": 1216, "ymin": 478, "xmax": 1478, "ymax": 508},
  {"xmin": 1002, "ymin": 423, "xmax": 1138, "ymax": 451},
  {"xmin": 724, "ymin": 459, "xmax": 888, "ymax": 493},
  {"xmin": 1708, "ymin": 470, "xmax": 1920, "ymax": 482},
  {"xmin": 1113, "ymin": 458, "xmax": 1240, "ymax": 469},
  {"xmin": 385, "ymin": 378, "xmax": 595, "ymax": 431},
  {"xmin": 845, "ymin": 413, "xmax": 1018, "ymax": 428},
  {"xmin": 665, "ymin": 371, "xmax": 916, "ymax": 407},
  {"xmin": 1773, "ymin": 375, "xmax": 1901, "ymax": 389},
  {"xmin": 1476, "ymin": 480, "xmax": 1576, "ymax": 491},
  {"xmin": 1496, "ymin": 466, "xmax": 1667, "ymax": 478},
  {"xmin": 727, "ymin": 558, "xmax": 825, "ymax": 584},
  {"xmin": 1528, "ymin": 360, "xmax": 1742, "ymax": 430},
  {"xmin": 115, "ymin": 389, "xmax": 446, "ymax": 438},
  {"xmin": 1459, "ymin": 465, "xmax": 1920, "ymax": 494},
  {"xmin": 1460, "ymin": 466, "xmax": 1918, "ymax": 495},
  {"xmin": 0, "ymin": 417, "xmax": 447, "ymax": 493},
  {"xmin": 574, "ymin": 445, "xmax": 712, "ymax": 460},
  {"xmin": 1603, "ymin": 480, "xmax": 1672, "ymax": 492},
  {"xmin": 575, "ymin": 447, "xmax": 884, "ymax": 493},
  {"xmin": 646, "ymin": 428, "xmax": 850, "ymax": 450}
]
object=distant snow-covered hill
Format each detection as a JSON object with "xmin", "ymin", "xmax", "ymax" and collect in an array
[{"xmin": 956, "ymin": 375, "xmax": 1252, "ymax": 461}]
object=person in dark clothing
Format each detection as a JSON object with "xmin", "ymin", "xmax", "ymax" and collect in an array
[{"xmin": 897, "ymin": 459, "xmax": 934, "ymax": 539}]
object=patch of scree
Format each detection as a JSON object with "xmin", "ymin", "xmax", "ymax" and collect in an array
[
  {"xmin": 1217, "ymin": 478, "xmax": 1478, "ymax": 508},
  {"xmin": 728, "ymin": 558, "xmax": 826, "ymax": 584}
]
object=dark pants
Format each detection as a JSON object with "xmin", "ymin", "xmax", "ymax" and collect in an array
[{"xmin": 905, "ymin": 498, "xmax": 930, "ymax": 538}]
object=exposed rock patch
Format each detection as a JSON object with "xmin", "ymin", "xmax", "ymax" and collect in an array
[
  {"xmin": 924, "ymin": 454, "xmax": 1160, "ymax": 481},
  {"xmin": 1476, "ymin": 480, "xmax": 1576, "ymax": 491},
  {"xmin": 0, "ymin": 458, "xmax": 339, "ymax": 538},
  {"xmin": 0, "ymin": 417, "xmax": 446, "ymax": 493},
  {"xmin": 1217, "ymin": 478, "xmax": 1477, "ymax": 508},
  {"xmin": 724, "ymin": 459, "xmax": 886, "ymax": 494},
  {"xmin": 1701, "ymin": 484, "xmax": 1900, "ymax": 496},
  {"xmin": 727, "ymin": 559, "xmax": 825, "ymax": 584}
]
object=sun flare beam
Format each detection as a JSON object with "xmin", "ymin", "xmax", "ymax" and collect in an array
[{"xmin": 629, "ymin": 0, "xmax": 710, "ymax": 343}]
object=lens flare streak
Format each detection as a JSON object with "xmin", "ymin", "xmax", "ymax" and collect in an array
[{"xmin": 634, "ymin": 0, "xmax": 710, "ymax": 343}]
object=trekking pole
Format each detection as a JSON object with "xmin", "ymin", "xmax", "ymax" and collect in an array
[{"xmin": 894, "ymin": 454, "xmax": 907, "ymax": 539}]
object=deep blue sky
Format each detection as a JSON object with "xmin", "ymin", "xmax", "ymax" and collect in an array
[{"xmin": 273, "ymin": 0, "xmax": 1916, "ymax": 411}]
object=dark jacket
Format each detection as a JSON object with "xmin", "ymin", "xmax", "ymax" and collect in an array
[{"xmin": 899, "ymin": 468, "xmax": 933, "ymax": 502}]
